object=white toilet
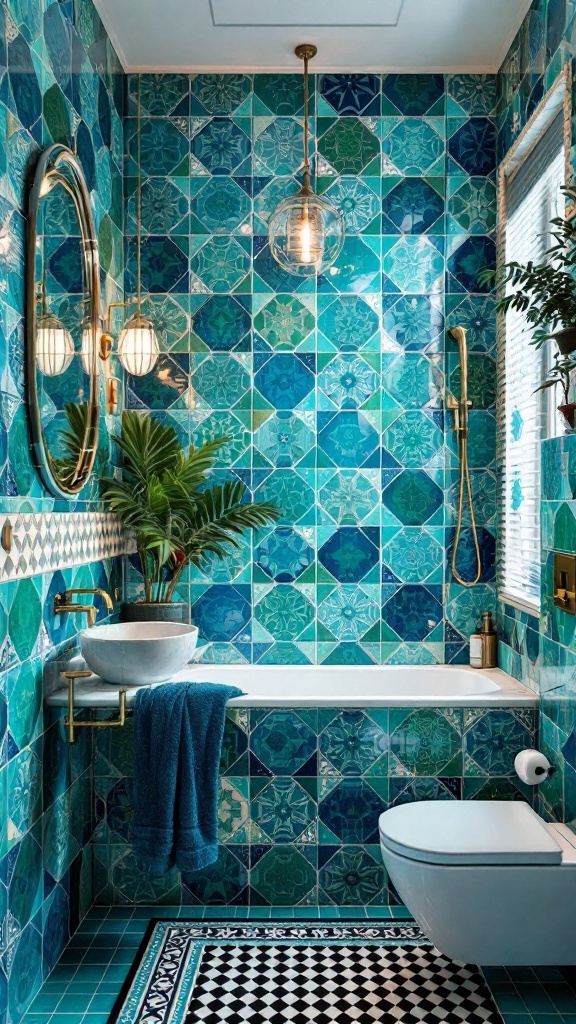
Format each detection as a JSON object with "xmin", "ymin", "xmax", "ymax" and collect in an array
[{"xmin": 379, "ymin": 800, "xmax": 576, "ymax": 965}]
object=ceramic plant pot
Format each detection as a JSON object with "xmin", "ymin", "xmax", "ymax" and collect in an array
[
  {"xmin": 121, "ymin": 601, "xmax": 189, "ymax": 624},
  {"xmin": 558, "ymin": 402, "xmax": 576, "ymax": 431},
  {"xmin": 554, "ymin": 328, "xmax": 576, "ymax": 355}
]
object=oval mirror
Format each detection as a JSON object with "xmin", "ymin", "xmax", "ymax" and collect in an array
[{"xmin": 26, "ymin": 144, "xmax": 101, "ymax": 497}]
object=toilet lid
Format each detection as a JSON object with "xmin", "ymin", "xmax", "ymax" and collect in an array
[{"xmin": 379, "ymin": 801, "xmax": 563, "ymax": 866}]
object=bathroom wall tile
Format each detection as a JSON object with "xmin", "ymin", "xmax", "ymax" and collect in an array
[
  {"xmin": 463, "ymin": 709, "xmax": 536, "ymax": 777},
  {"xmin": 319, "ymin": 710, "xmax": 388, "ymax": 776},
  {"xmin": 317, "ymin": 844, "xmax": 389, "ymax": 905},
  {"xmin": 93, "ymin": 703, "xmax": 527, "ymax": 909},
  {"xmin": 389, "ymin": 707, "xmax": 463, "ymax": 777},
  {"xmin": 249, "ymin": 845, "xmax": 317, "ymax": 906},
  {"xmin": 182, "ymin": 845, "xmax": 249, "ymax": 906},
  {"xmin": 122, "ymin": 71, "xmax": 498, "ymax": 663}
]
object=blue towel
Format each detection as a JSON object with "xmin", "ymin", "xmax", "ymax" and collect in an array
[{"xmin": 131, "ymin": 681, "xmax": 243, "ymax": 877}]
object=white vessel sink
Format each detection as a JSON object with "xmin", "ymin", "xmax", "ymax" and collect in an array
[{"xmin": 80, "ymin": 621, "xmax": 198, "ymax": 685}]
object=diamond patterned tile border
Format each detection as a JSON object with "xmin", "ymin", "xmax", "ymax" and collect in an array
[{"xmin": 0, "ymin": 513, "xmax": 135, "ymax": 582}]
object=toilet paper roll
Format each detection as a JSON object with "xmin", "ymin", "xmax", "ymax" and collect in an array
[{"xmin": 514, "ymin": 749, "xmax": 552, "ymax": 785}]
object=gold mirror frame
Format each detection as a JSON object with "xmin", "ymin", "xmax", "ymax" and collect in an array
[{"xmin": 26, "ymin": 144, "xmax": 101, "ymax": 498}]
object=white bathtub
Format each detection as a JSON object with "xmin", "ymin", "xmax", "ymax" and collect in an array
[
  {"xmin": 182, "ymin": 664, "xmax": 536, "ymax": 707},
  {"xmin": 46, "ymin": 662, "xmax": 537, "ymax": 708}
]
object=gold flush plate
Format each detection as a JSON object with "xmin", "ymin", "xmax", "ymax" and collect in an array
[{"xmin": 553, "ymin": 552, "xmax": 576, "ymax": 615}]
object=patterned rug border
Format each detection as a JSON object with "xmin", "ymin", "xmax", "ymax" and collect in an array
[{"xmin": 108, "ymin": 918, "xmax": 427, "ymax": 1024}]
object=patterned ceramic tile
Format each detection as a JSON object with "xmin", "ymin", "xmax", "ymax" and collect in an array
[
  {"xmin": 0, "ymin": 514, "xmax": 133, "ymax": 582},
  {"xmin": 93, "ymin": 697, "xmax": 534, "ymax": 912}
]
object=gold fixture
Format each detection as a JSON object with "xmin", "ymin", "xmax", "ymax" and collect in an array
[
  {"xmin": 1, "ymin": 521, "xmax": 12, "ymax": 553},
  {"xmin": 553, "ymin": 552, "xmax": 576, "ymax": 614},
  {"xmin": 479, "ymin": 610, "xmax": 497, "ymax": 669},
  {"xmin": 107, "ymin": 376, "xmax": 119, "ymax": 415},
  {"xmin": 54, "ymin": 587, "xmax": 114, "ymax": 627},
  {"xmin": 447, "ymin": 326, "xmax": 482, "ymax": 587},
  {"xmin": 63, "ymin": 669, "xmax": 127, "ymax": 744},
  {"xmin": 268, "ymin": 44, "xmax": 345, "ymax": 276},
  {"xmin": 99, "ymin": 301, "xmax": 127, "ymax": 360}
]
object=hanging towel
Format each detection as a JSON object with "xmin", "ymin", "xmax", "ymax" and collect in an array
[{"xmin": 131, "ymin": 681, "xmax": 243, "ymax": 876}]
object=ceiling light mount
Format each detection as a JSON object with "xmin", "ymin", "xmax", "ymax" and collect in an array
[{"xmin": 294, "ymin": 43, "xmax": 318, "ymax": 61}]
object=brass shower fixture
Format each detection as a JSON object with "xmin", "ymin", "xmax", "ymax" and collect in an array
[{"xmin": 447, "ymin": 326, "xmax": 482, "ymax": 587}]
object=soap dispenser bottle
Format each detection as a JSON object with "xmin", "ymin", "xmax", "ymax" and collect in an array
[{"xmin": 480, "ymin": 610, "xmax": 497, "ymax": 669}]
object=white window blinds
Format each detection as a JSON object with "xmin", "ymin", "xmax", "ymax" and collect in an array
[{"xmin": 501, "ymin": 111, "xmax": 564, "ymax": 612}]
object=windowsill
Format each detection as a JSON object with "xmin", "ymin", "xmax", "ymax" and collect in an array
[{"xmin": 498, "ymin": 590, "xmax": 540, "ymax": 619}]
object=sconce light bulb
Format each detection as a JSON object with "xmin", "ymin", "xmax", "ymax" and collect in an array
[
  {"xmin": 36, "ymin": 313, "xmax": 75, "ymax": 377},
  {"xmin": 117, "ymin": 313, "xmax": 159, "ymax": 376},
  {"xmin": 80, "ymin": 325, "xmax": 103, "ymax": 375}
]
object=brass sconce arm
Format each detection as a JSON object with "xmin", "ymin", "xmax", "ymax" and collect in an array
[{"xmin": 99, "ymin": 301, "xmax": 127, "ymax": 360}]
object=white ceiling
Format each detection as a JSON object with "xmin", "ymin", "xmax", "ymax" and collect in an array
[{"xmin": 94, "ymin": 0, "xmax": 532, "ymax": 72}]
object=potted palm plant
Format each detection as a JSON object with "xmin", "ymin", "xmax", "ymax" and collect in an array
[
  {"xmin": 101, "ymin": 412, "xmax": 280, "ymax": 622},
  {"xmin": 483, "ymin": 185, "xmax": 576, "ymax": 428}
]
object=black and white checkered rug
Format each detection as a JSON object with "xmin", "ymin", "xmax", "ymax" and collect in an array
[
  {"xmin": 184, "ymin": 943, "xmax": 501, "ymax": 1024},
  {"xmin": 110, "ymin": 922, "xmax": 503, "ymax": 1024}
]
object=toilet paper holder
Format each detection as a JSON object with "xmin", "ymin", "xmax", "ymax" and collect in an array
[{"xmin": 514, "ymin": 749, "xmax": 556, "ymax": 785}]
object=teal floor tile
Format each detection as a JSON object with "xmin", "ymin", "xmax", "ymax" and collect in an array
[
  {"xmin": 546, "ymin": 985, "xmax": 576, "ymax": 1012},
  {"xmin": 516, "ymin": 985, "xmax": 557, "ymax": 1013},
  {"xmin": 532, "ymin": 1016, "xmax": 566, "ymax": 1024},
  {"xmin": 22, "ymin": 904, "xmax": 576, "ymax": 1024}
]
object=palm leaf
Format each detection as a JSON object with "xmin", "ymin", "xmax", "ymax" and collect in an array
[
  {"xmin": 173, "ymin": 437, "xmax": 228, "ymax": 491},
  {"xmin": 112, "ymin": 411, "xmax": 182, "ymax": 483},
  {"xmin": 59, "ymin": 402, "xmax": 89, "ymax": 463},
  {"xmin": 182, "ymin": 481, "xmax": 281, "ymax": 565}
]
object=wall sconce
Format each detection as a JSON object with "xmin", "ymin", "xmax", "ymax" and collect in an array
[{"xmin": 98, "ymin": 299, "xmax": 159, "ymax": 378}]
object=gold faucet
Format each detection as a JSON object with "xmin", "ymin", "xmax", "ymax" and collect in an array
[{"xmin": 54, "ymin": 588, "xmax": 114, "ymax": 627}]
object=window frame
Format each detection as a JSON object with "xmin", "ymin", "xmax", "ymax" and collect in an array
[{"xmin": 497, "ymin": 66, "xmax": 572, "ymax": 617}]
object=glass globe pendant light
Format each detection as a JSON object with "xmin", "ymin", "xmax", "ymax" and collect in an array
[
  {"xmin": 117, "ymin": 73, "xmax": 159, "ymax": 376},
  {"xmin": 268, "ymin": 44, "xmax": 345, "ymax": 276},
  {"xmin": 36, "ymin": 285, "xmax": 74, "ymax": 377}
]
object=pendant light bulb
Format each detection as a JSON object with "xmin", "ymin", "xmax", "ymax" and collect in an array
[{"xmin": 268, "ymin": 45, "xmax": 345, "ymax": 276}]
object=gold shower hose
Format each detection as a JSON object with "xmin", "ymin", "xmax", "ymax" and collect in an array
[{"xmin": 448, "ymin": 326, "xmax": 482, "ymax": 587}]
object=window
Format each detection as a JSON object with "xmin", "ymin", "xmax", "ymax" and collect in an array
[{"xmin": 500, "ymin": 107, "xmax": 565, "ymax": 613}]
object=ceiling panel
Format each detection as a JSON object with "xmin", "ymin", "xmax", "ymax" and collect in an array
[
  {"xmin": 210, "ymin": 0, "xmax": 404, "ymax": 27},
  {"xmin": 94, "ymin": 0, "xmax": 532, "ymax": 72}
]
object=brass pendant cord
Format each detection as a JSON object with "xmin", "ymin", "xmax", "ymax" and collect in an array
[
  {"xmin": 136, "ymin": 73, "xmax": 142, "ymax": 314},
  {"xmin": 302, "ymin": 53, "xmax": 310, "ymax": 185},
  {"xmin": 295, "ymin": 44, "xmax": 316, "ymax": 193},
  {"xmin": 448, "ymin": 326, "xmax": 482, "ymax": 587}
]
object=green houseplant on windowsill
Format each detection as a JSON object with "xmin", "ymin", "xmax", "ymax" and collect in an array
[
  {"xmin": 535, "ymin": 350, "xmax": 576, "ymax": 429},
  {"xmin": 100, "ymin": 411, "xmax": 281, "ymax": 623},
  {"xmin": 481, "ymin": 184, "xmax": 576, "ymax": 429}
]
